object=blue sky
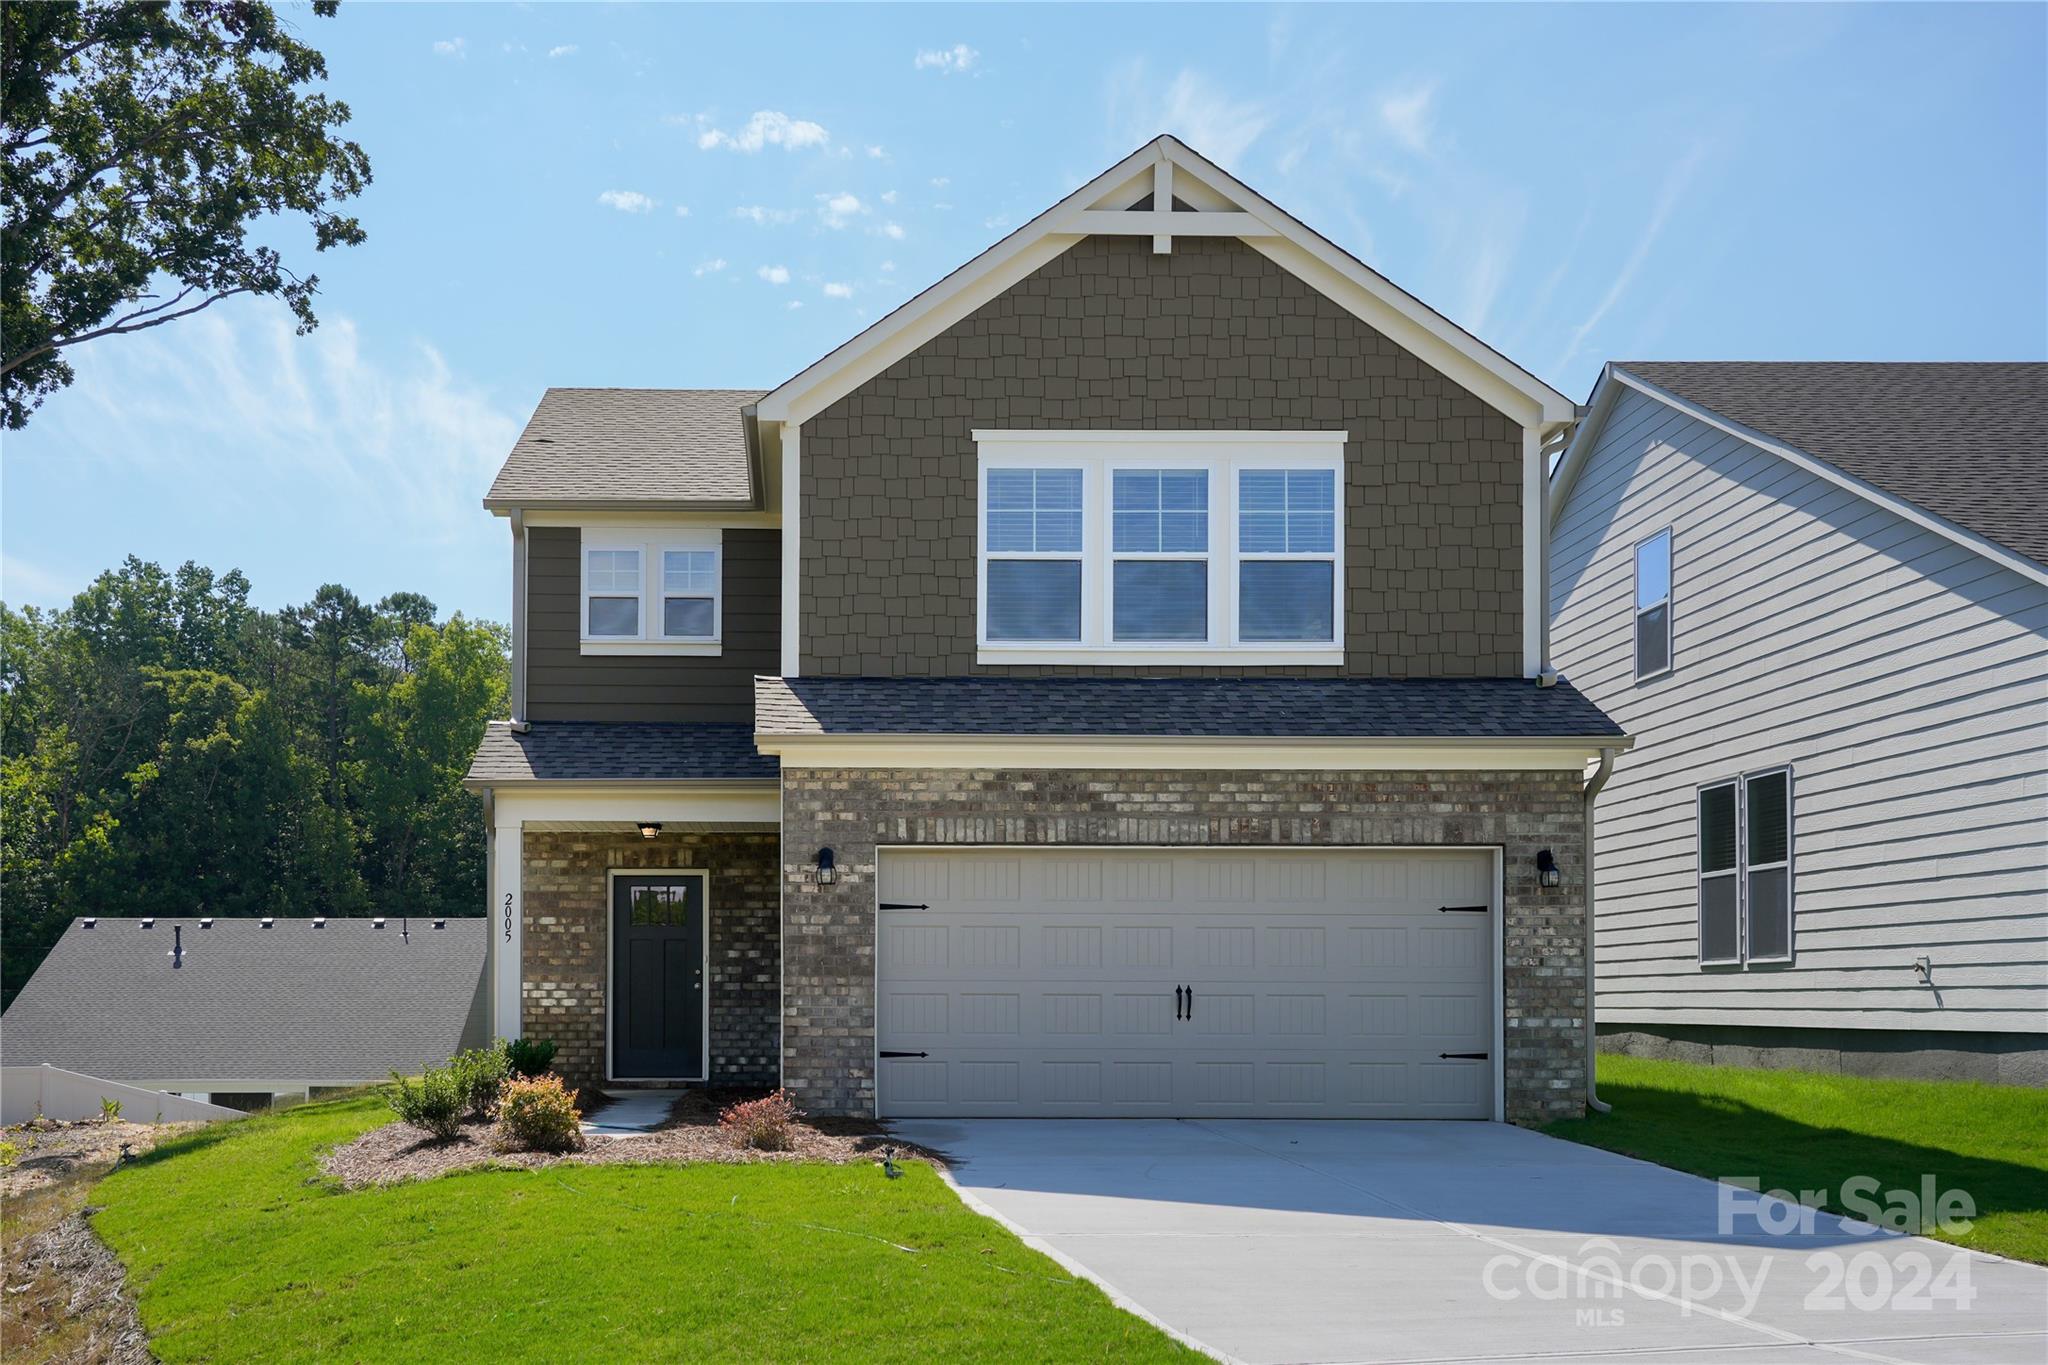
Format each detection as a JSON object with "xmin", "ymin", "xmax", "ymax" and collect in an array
[{"xmin": 5, "ymin": 2, "xmax": 2043, "ymax": 624}]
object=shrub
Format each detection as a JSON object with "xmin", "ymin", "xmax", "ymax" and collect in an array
[
  {"xmin": 494, "ymin": 1074, "xmax": 582, "ymax": 1153},
  {"xmin": 386, "ymin": 1067, "xmax": 465, "ymax": 1141},
  {"xmin": 504, "ymin": 1037, "xmax": 557, "ymax": 1079},
  {"xmin": 99, "ymin": 1096, "xmax": 123, "ymax": 1120},
  {"xmin": 718, "ymin": 1090, "xmax": 802, "ymax": 1152},
  {"xmin": 0, "ymin": 1139, "xmax": 19, "ymax": 1168},
  {"xmin": 449, "ymin": 1043, "xmax": 511, "ymax": 1118}
]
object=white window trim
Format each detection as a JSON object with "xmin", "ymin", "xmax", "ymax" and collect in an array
[
  {"xmin": 1633, "ymin": 526, "xmax": 1674, "ymax": 682},
  {"xmin": 1696, "ymin": 765, "xmax": 1796, "ymax": 969},
  {"xmin": 973, "ymin": 430, "xmax": 1346, "ymax": 666},
  {"xmin": 580, "ymin": 526, "xmax": 723, "ymax": 656}
]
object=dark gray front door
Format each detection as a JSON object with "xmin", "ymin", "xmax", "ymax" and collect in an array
[{"xmin": 611, "ymin": 874, "xmax": 705, "ymax": 1079}]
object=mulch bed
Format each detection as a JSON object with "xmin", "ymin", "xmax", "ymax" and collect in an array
[
  {"xmin": 322, "ymin": 1089, "xmax": 943, "ymax": 1190},
  {"xmin": 2, "ymin": 1117, "xmax": 204, "ymax": 1199}
]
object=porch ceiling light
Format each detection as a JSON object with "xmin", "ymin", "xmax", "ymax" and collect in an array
[
  {"xmin": 638, "ymin": 822, "xmax": 663, "ymax": 840},
  {"xmin": 814, "ymin": 847, "xmax": 838, "ymax": 886},
  {"xmin": 1536, "ymin": 848, "xmax": 1562, "ymax": 889}
]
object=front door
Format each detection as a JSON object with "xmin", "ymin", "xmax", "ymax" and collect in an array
[{"xmin": 611, "ymin": 873, "xmax": 706, "ymax": 1079}]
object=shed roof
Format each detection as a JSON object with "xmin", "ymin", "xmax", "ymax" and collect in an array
[{"xmin": 483, "ymin": 387, "xmax": 765, "ymax": 510}]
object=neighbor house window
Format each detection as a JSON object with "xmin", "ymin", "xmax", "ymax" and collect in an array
[
  {"xmin": 1237, "ymin": 469, "xmax": 1337, "ymax": 642},
  {"xmin": 1635, "ymin": 528, "xmax": 1672, "ymax": 679},
  {"xmin": 1113, "ymin": 469, "xmax": 1208, "ymax": 641},
  {"xmin": 1698, "ymin": 767, "xmax": 1794, "ymax": 967},
  {"xmin": 974, "ymin": 431, "xmax": 1346, "ymax": 661},
  {"xmin": 581, "ymin": 530, "xmax": 722, "ymax": 651},
  {"xmin": 984, "ymin": 468, "xmax": 1084, "ymax": 641}
]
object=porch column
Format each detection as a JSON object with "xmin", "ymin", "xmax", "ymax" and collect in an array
[{"xmin": 492, "ymin": 809, "xmax": 523, "ymax": 1040}]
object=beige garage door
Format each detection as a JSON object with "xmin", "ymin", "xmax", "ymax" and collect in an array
[{"xmin": 875, "ymin": 848, "xmax": 1498, "ymax": 1119}]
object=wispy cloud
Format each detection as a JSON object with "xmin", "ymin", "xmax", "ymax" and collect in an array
[
  {"xmin": 696, "ymin": 110, "xmax": 830, "ymax": 154},
  {"xmin": 786, "ymin": 300, "xmax": 803, "ymax": 311},
  {"xmin": 1379, "ymin": 82, "xmax": 1437, "ymax": 155},
  {"xmin": 817, "ymin": 191, "xmax": 867, "ymax": 229},
  {"xmin": 431, "ymin": 37, "xmax": 465, "ymax": 58},
  {"xmin": 672, "ymin": 205, "xmax": 691, "ymax": 219},
  {"xmin": 734, "ymin": 205, "xmax": 799, "ymax": 226},
  {"xmin": 693, "ymin": 258, "xmax": 728, "ymax": 277},
  {"xmin": 865, "ymin": 145, "xmax": 886, "ymax": 159},
  {"xmin": 930, "ymin": 176, "xmax": 950, "ymax": 188},
  {"xmin": 880, "ymin": 189, "xmax": 899, "ymax": 205},
  {"xmin": 914, "ymin": 43, "xmax": 980, "ymax": 75},
  {"xmin": 879, "ymin": 222, "xmax": 906, "ymax": 241},
  {"xmin": 1554, "ymin": 143, "xmax": 1710, "ymax": 373},
  {"xmin": 1, "ymin": 554, "xmax": 78, "ymax": 609},
  {"xmin": 547, "ymin": 44, "xmax": 577, "ymax": 59},
  {"xmin": 758, "ymin": 264, "xmax": 791, "ymax": 285},
  {"xmin": 1107, "ymin": 62, "xmax": 1270, "ymax": 169},
  {"xmin": 822, "ymin": 282, "xmax": 853, "ymax": 300},
  {"xmin": 596, "ymin": 189, "xmax": 655, "ymax": 214}
]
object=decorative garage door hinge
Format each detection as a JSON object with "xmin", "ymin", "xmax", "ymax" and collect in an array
[
  {"xmin": 1437, "ymin": 904, "xmax": 1489, "ymax": 914},
  {"xmin": 879, "ymin": 1050, "xmax": 929, "ymax": 1059},
  {"xmin": 1438, "ymin": 1052, "xmax": 1489, "ymax": 1060},
  {"xmin": 879, "ymin": 902, "xmax": 930, "ymax": 910}
]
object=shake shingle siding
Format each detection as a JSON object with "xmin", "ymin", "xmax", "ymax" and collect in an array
[
  {"xmin": 525, "ymin": 526, "xmax": 781, "ymax": 724},
  {"xmin": 1550, "ymin": 385, "xmax": 2048, "ymax": 1034},
  {"xmin": 799, "ymin": 234, "xmax": 1527, "ymax": 679}
]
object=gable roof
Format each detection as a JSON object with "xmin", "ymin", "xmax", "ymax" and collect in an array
[
  {"xmin": 754, "ymin": 135, "xmax": 1575, "ymax": 432},
  {"xmin": 465, "ymin": 720, "xmax": 776, "ymax": 786},
  {"xmin": 0, "ymin": 917, "xmax": 488, "ymax": 1085},
  {"xmin": 484, "ymin": 387, "xmax": 766, "ymax": 512},
  {"xmin": 754, "ymin": 675, "xmax": 1623, "ymax": 740},
  {"xmin": 1552, "ymin": 361, "xmax": 2048, "ymax": 585}
]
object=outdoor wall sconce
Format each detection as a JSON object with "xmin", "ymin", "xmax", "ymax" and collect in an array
[
  {"xmin": 814, "ymin": 847, "xmax": 838, "ymax": 886},
  {"xmin": 1536, "ymin": 849, "xmax": 1562, "ymax": 889},
  {"xmin": 638, "ymin": 821, "xmax": 663, "ymax": 840}
]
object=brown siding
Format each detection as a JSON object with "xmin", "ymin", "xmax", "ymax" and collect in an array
[
  {"xmin": 799, "ymin": 234, "xmax": 1525, "ymax": 678},
  {"xmin": 526, "ymin": 525, "xmax": 780, "ymax": 723}
]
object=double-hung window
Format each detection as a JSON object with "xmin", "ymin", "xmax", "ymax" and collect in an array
[
  {"xmin": 1635, "ymin": 528, "xmax": 1673, "ymax": 679},
  {"xmin": 580, "ymin": 529, "xmax": 722, "ymax": 653},
  {"xmin": 975, "ymin": 431, "xmax": 1346, "ymax": 662},
  {"xmin": 1698, "ymin": 767, "xmax": 1794, "ymax": 967}
]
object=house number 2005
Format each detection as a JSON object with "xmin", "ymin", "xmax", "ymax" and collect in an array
[{"xmin": 503, "ymin": 892, "xmax": 513, "ymax": 941}]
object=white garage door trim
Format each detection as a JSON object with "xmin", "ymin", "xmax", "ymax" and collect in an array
[{"xmin": 874, "ymin": 845, "xmax": 1505, "ymax": 1121}]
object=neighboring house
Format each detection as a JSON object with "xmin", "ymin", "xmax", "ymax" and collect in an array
[
  {"xmin": 464, "ymin": 135, "xmax": 1629, "ymax": 1125},
  {"xmin": 0, "ymin": 917, "xmax": 489, "ymax": 1107},
  {"xmin": 1548, "ymin": 362, "xmax": 2048, "ymax": 1086}
]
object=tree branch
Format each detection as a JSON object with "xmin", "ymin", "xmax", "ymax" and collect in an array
[{"xmin": 0, "ymin": 286, "xmax": 258, "ymax": 376}]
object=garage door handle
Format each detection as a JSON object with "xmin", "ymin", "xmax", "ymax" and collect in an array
[
  {"xmin": 1184, "ymin": 985, "xmax": 1194, "ymax": 1020},
  {"xmin": 1174, "ymin": 985, "xmax": 1185, "ymax": 1020},
  {"xmin": 1438, "ymin": 1051, "xmax": 1489, "ymax": 1060}
]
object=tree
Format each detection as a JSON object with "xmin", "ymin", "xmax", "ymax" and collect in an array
[{"xmin": 0, "ymin": 0, "xmax": 371, "ymax": 428}]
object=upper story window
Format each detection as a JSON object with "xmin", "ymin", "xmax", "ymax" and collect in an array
[
  {"xmin": 1634, "ymin": 528, "xmax": 1673, "ymax": 680},
  {"xmin": 581, "ymin": 528, "xmax": 721, "ymax": 654},
  {"xmin": 1698, "ymin": 766, "xmax": 1794, "ymax": 968},
  {"xmin": 974, "ymin": 431, "xmax": 1346, "ymax": 665}
]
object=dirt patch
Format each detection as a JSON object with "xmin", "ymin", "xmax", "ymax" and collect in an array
[
  {"xmin": 323, "ymin": 1089, "xmax": 942, "ymax": 1189},
  {"xmin": 3, "ymin": 1119, "xmax": 203, "ymax": 1200}
]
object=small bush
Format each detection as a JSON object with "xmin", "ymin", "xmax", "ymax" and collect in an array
[
  {"xmin": 0, "ymin": 1139, "xmax": 19, "ymax": 1168},
  {"xmin": 494, "ymin": 1074, "xmax": 583, "ymax": 1153},
  {"xmin": 718, "ymin": 1090, "xmax": 803, "ymax": 1152},
  {"xmin": 504, "ymin": 1037, "xmax": 556, "ymax": 1078},
  {"xmin": 386, "ymin": 1067, "xmax": 465, "ymax": 1141},
  {"xmin": 99, "ymin": 1096, "xmax": 123, "ymax": 1120},
  {"xmin": 449, "ymin": 1044, "xmax": 511, "ymax": 1118}
]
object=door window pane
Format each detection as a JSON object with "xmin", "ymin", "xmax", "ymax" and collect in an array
[
  {"xmin": 1113, "ymin": 561, "xmax": 1207, "ymax": 640},
  {"xmin": 1239, "ymin": 561, "xmax": 1334, "ymax": 641},
  {"xmin": 987, "ymin": 560, "xmax": 1082, "ymax": 640}
]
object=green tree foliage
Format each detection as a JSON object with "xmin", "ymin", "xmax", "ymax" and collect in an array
[
  {"xmin": 1, "ymin": 557, "xmax": 507, "ymax": 1004},
  {"xmin": 1, "ymin": 0, "xmax": 371, "ymax": 428}
]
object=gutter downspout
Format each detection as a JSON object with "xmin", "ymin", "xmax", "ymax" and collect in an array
[
  {"xmin": 1584, "ymin": 745, "xmax": 1617, "ymax": 1113},
  {"xmin": 508, "ymin": 510, "xmax": 530, "ymax": 733}
]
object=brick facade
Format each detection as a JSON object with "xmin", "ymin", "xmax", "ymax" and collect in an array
[
  {"xmin": 778, "ymin": 768, "xmax": 1589, "ymax": 1124},
  {"xmin": 519, "ymin": 830, "xmax": 779, "ymax": 1089},
  {"xmin": 799, "ymin": 233, "xmax": 1526, "ymax": 679}
]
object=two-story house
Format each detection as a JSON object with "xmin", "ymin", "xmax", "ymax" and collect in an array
[
  {"xmin": 1549, "ymin": 362, "xmax": 2047, "ymax": 1086},
  {"xmin": 464, "ymin": 136, "xmax": 1628, "ymax": 1124}
]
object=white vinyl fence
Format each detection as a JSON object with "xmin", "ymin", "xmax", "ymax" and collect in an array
[{"xmin": 1, "ymin": 1065, "xmax": 245, "ymax": 1125}]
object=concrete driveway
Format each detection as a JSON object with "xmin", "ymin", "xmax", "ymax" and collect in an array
[{"xmin": 890, "ymin": 1119, "xmax": 2048, "ymax": 1365}]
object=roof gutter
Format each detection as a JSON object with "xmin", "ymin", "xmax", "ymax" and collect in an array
[{"xmin": 1583, "ymin": 745, "xmax": 1618, "ymax": 1114}]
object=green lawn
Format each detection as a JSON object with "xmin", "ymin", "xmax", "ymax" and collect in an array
[
  {"xmin": 1546, "ymin": 1054, "xmax": 2048, "ymax": 1264},
  {"xmin": 91, "ymin": 1097, "xmax": 1190, "ymax": 1363}
]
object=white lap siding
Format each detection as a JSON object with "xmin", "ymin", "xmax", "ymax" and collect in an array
[{"xmin": 1550, "ymin": 387, "xmax": 2048, "ymax": 1033}]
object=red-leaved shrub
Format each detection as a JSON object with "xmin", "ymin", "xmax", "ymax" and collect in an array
[
  {"xmin": 718, "ymin": 1090, "xmax": 802, "ymax": 1151},
  {"xmin": 494, "ymin": 1074, "xmax": 584, "ymax": 1153}
]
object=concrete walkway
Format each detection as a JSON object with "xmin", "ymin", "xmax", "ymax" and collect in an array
[
  {"xmin": 578, "ymin": 1089, "xmax": 675, "ymax": 1138},
  {"xmin": 890, "ymin": 1119, "xmax": 2048, "ymax": 1365}
]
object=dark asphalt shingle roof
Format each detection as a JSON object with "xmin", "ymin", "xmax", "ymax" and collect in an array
[
  {"xmin": 754, "ymin": 675, "xmax": 1623, "ymax": 739},
  {"xmin": 465, "ymin": 721, "xmax": 777, "ymax": 784},
  {"xmin": 484, "ymin": 387, "xmax": 765, "ymax": 509},
  {"xmin": 1618, "ymin": 362, "xmax": 2048, "ymax": 570},
  {"xmin": 0, "ymin": 918, "xmax": 488, "ymax": 1085}
]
